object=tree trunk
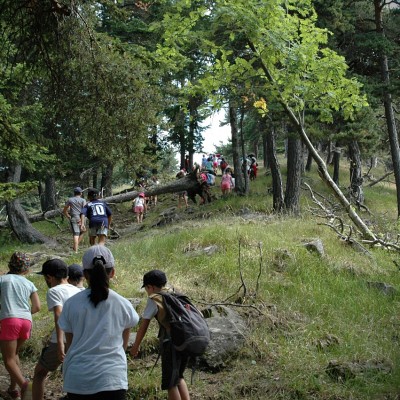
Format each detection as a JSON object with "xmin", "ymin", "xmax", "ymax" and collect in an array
[
  {"xmin": 348, "ymin": 140, "xmax": 364, "ymax": 204},
  {"xmin": 5, "ymin": 165, "xmax": 57, "ymax": 245},
  {"xmin": 101, "ymin": 163, "xmax": 113, "ymax": 197},
  {"xmin": 305, "ymin": 148, "xmax": 313, "ymax": 172},
  {"xmin": 239, "ymin": 107, "xmax": 249, "ymax": 195},
  {"xmin": 284, "ymin": 135, "xmax": 302, "ymax": 214},
  {"xmin": 42, "ymin": 175, "xmax": 57, "ymax": 212},
  {"xmin": 374, "ymin": 0, "xmax": 400, "ymax": 218},
  {"xmin": 229, "ymin": 101, "xmax": 245, "ymax": 194},
  {"xmin": 266, "ymin": 124, "xmax": 284, "ymax": 212},
  {"xmin": 332, "ymin": 144, "xmax": 341, "ymax": 185},
  {"xmin": 262, "ymin": 129, "xmax": 270, "ymax": 170}
]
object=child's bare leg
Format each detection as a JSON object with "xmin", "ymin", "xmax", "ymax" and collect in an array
[
  {"xmin": 167, "ymin": 379, "xmax": 190, "ymax": 400},
  {"xmin": 1, "ymin": 339, "xmax": 27, "ymax": 389}
]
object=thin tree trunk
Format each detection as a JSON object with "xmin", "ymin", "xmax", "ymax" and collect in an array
[
  {"xmin": 332, "ymin": 143, "xmax": 341, "ymax": 185},
  {"xmin": 239, "ymin": 107, "xmax": 249, "ymax": 195},
  {"xmin": 230, "ymin": 100, "xmax": 245, "ymax": 194},
  {"xmin": 101, "ymin": 163, "xmax": 113, "ymax": 197},
  {"xmin": 348, "ymin": 140, "xmax": 364, "ymax": 204},
  {"xmin": 266, "ymin": 124, "xmax": 284, "ymax": 212},
  {"xmin": 284, "ymin": 135, "xmax": 302, "ymax": 214},
  {"xmin": 42, "ymin": 176, "xmax": 57, "ymax": 212}
]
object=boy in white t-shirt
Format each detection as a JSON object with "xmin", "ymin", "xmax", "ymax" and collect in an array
[{"xmin": 31, "ymin": 259, "xmax": 81, "ymax": 400}]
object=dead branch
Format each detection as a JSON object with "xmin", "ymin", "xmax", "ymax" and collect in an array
[{"xmin": 368, "ymin": 171, "xmax": 394, "ymax": 187}]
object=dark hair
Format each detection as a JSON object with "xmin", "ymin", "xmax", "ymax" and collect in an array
[{"xmin": 86, "ymin": 257, "xmax": 113, "ymax": 307}]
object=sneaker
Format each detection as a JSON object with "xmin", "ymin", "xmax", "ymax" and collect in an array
[
  {"xmin": 21, "ymin": 381, "xmax": 32, "ymax": 400},
  {"xmin": 7, "ymin": 387, "xmax": 21, "ymax": 400}
]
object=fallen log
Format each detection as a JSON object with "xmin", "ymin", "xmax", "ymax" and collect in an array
[{"xmin": 0, "ymin": 171, "xmax": 202, "ymax": 228}]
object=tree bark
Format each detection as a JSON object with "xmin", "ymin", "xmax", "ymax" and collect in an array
[
  {"xmin": 265, "ymin": 123, "xmax": 284, "ymax": 212},
  {"xmin": 5, "ymin": 165, "xmax": 57, "ymax": 245},
  {"xmin": 348, "ymin": 140, "xmax": 364, "ymax": 204},
  {"xmin": 229, "ymin": 100, "xmax": 245, "ymax": 194},
  {"xmin": 332, "ymin": 144, "xmax": 341, "ymax": 185},
  {"xmin": 284, "ymin": 135, "xmax": 302, "ymax": 214},
  {"xmin": 42, "ymin": 175, "xmax": 57, "ymax": 212},
  {"xmin": 101, "ymin": 163, "xmax": 113, "ymax": 197}
]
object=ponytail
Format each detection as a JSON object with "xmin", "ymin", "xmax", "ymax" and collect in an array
[{"xmin": 86, "ymin": 256, "xmax": 113, "ymax": 307}]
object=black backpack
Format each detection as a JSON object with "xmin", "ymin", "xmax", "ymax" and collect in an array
[{"xmin": 155, "ymin": 292, "xmax": 210, "ymax": 357}]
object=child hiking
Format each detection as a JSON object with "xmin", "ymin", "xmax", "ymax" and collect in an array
[
  {"xmin": 58, "ymin": 245, "xmax": 139, "ymax": 399},
  {"xmin": 32, "ymin": 259, "xmax": 81, "ymax": 400},
  {"xmin": 0, "ymin": 252, "xmax": 41, "ymax": 400},
  {"xmin": 130, "ymin": 270, "xmax": 191, "ymax": 400},
  {"xmin": 133, "ymin": 192, "xmax": 146, "ymax": 223}
]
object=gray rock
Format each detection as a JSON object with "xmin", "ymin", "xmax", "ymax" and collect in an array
[
  {"xmin": 200, "ymin": 305, "xmax": 246, "ymax": 370},
  {"xmin": 367, "ymin": 281, "xmax": 397, "ymax": 296},
  {"xmin": 303, "ymin": 239, "xmax": 324, "ymax": 257}
]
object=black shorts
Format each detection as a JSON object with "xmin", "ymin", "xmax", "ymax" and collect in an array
[{"xmin": 161, "ymin": 339, "xmax": 189, "ymax": 390}]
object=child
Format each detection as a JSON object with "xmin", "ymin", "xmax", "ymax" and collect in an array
[
  {"xmin": 67, "ymin": 264, "xmax": 85, "ymax": 290},
  {"xmin": 32, "ymin": 259, "xmax": 81, "ymax": 400},
  {"xmin": 133, "ymin": 192, "xmax": 147, "ymax": 223},
  {"xmin": 58, "ymin": 245, "xmax": 139, "ymax": 399},
  {"xmin": 221, "ymin": 169, "xmax": 234, "ymax": 196},
  {"xmin": 130, "ymin": 270, "xmax": 190, "ymax": 400},
  {"xmin": 0, "ymin": 252, "xmax": 41, "ymax": 400}
]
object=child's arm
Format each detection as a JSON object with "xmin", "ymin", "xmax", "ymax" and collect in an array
[
  {"xmin": 53, "ymin": 305, "xmax": 65, "ymax": 362},
  {"xmin": 122, "ymin": 328, "xmax": 131, "ymax": 351},
  {"xmin": 30, "ymin": 291, "xmax": 41, "ymax": 314},
  {"xmin": 129, "ymin": 318, "xmax": 151, "ymax": 357},
  {"xmin": 65, "ymin": 332, "xmax": 73, "ymax": 354}
]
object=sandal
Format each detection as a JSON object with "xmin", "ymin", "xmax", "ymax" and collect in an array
[{"xmin": 7, "ymin": 387, "xmax": 21, "ymax": 400}]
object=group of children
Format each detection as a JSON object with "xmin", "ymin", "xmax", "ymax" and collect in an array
[{"xmin": 0, "ymin": 248, "xmax": 191, "ymax": 400}]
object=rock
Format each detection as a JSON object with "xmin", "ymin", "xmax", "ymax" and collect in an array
[
  {"xmin": 303, "ymin": 239, "xmax": 324, "ymax": 257},
  {"xmin": 367, "ymin": 281, "xmax": 397, "ymax": 296},
  {"xmin": 200, "ymin": 305, "xmax": 246, "ymax": 371}
]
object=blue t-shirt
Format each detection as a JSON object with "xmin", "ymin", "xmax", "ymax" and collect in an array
[
  {"xmin": 81, "ymin": 199, "xmax": 112, "ymax": 228},
  {"xmin": 0, "ymin": 274, "xmax": 38, "ymax": 321}
]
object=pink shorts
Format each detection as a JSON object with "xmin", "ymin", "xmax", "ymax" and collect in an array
[
  {"xmin": 221, "ymin": 182, "xmax": 231, "ymax": 190},
  {"xmin": 134, "ymin": 205, "xmax": 144, "ymax": 213},
  {"xmin": 0, "ymin": 318, "xmax": 32, "ymax": 340}
]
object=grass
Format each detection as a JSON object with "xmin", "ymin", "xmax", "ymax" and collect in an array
[{"xmin": 1, "ymin": 160, "xmax": 400, "ymax": 399}]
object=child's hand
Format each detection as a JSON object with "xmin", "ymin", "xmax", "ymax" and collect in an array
[{"xmin": 130, "ymin": 344, "xmax": 139, "ymax": 357}]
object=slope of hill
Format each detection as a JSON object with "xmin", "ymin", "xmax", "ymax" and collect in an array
[{"xmin": 0, "ymin": 166, "xmax": 399, "ymax": 399}]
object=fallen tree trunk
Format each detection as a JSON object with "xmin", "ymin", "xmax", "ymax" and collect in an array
[{"xmin": 0, "ymin": 172, "xmax": 202, "ymax": 228}]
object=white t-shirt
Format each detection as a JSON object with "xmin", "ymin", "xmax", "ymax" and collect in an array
[
  {"xmin": 0, "ymin": 274, "xmax": 37, "ymax": 321},
  {"xmin": 58, "ymin": 289, "xmax": 139, "ymax": 395},
  {"xmin": 47, "ymin": 283, "xmax": 81, "ymax": 343}
]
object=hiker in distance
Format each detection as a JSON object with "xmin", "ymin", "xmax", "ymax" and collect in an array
[
  {"xmin": 130, "ymin": 270, "xmax": 190, "ymax": 400},
  {"xmin": 58, "ymin": 245, "xmax": 139, "ymax": 399},
  {"xmin": 63, "ymin": 187, "xmax": 86, "ymax": 253},
  {"xmin": 80, "ymin": 188, "xmax": 112, "ymax": 246}
]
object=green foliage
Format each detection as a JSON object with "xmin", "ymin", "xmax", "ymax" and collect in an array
[{"xmin": 0, "ymin": 182, "xmax": 39, "ymax": 202}]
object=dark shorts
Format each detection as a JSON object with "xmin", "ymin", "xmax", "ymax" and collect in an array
[
  {"xmin": 161, "ymin": 339, "xmax": 188, "ymax": 390},
  {"xmin": 38, "ymin": 342, "xmax": 62, "ymax": 372},
  {"xmin": 67, "ymin": 390, "xmax": 126, "ymax": 400}
]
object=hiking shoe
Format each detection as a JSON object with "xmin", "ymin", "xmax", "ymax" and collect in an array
[
  {"xmin": 21, "ymin": 381, "xmax": 32, "ymax": 400},
  {"xmin": 7, "ymin": 387, "xmax": 21, "ymax": 400}
]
